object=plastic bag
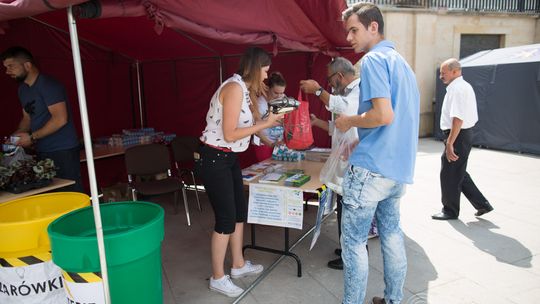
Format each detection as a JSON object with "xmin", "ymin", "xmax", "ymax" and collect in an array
[
  {"xmin": 1, "ymin": 146, "xmax": 31, "ymax": 167},
  {"xmin": 319, "ymin": 128, "xmax": 359, "ymax": 195},
  {"xmin": 283, "ymin": 90, "xmax": 314, "ymax": 150}
]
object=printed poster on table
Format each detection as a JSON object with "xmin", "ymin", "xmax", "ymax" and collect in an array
[{"xmin": 247, "ymin": 183, "xmax": 303, "ymax": 229}]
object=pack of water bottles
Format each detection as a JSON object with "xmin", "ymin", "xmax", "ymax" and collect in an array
[{"xmin": 271, "ymin": 144, "xmax": 305, "ymax": 162}]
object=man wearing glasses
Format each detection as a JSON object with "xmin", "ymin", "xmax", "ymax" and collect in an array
[
  {"xmin": 299, "ymin": 57, "xmax": 365, "ymax": 270},
  {"xmin": 1, "ymin": 46, "xmax": 83, "ymax": 192}
]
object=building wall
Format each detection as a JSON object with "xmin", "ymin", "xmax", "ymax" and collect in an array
[{"xmin": 378, "ymin": 9, "xmax": 539, "ymax": 136}]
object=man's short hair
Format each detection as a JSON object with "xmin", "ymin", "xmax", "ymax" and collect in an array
[
  {"xmin": 445, "ymin": 58, "xmax": 462, "ymax": 71},
  {"xmin": 0, "ymin": 46, "xmax": 35, "ymax": 64},
  {"xmin": 342, "ymin": 3, "xmax": 384, "ymax": 35},
  {"xmin": 328, "ymin": 57, "xmax": 356, "ymax": 76}
]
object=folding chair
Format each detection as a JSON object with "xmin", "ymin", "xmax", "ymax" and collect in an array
[
  {"xmin": 170, "ymin": 136, "xmax": 203, "ymax": 212},
  {"xmin": 124, "ymin": 143, "xmax": 191, "ymax": 225}
]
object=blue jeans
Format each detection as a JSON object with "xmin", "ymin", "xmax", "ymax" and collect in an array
[{"xmin": 341, "ymin": 165, "xmax": 406, "ymax": 304}]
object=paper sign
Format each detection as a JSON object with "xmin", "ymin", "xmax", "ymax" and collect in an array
[
  {"xmin": 310, "ymin": 187, "xmax": 335, "ymax": 250},
  {"xmin": 248, "ymin": 183, "xmax": 303, "ymax": 229}
]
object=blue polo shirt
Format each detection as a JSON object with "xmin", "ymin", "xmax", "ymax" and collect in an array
[
  {"xmin": 18, "ymin": 74, "xmax": 79, "ymax": 152},
  {"xmin": 349, "ymin": 40, "xmax": 420, "ymax": 184}
]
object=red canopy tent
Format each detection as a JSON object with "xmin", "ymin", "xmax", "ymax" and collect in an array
[
  {"xmin": 1, "ymin": 0, "xmax": 358, "ymax": 149},
  {"xmin": 0, "ymin": 1, "xmax": 359, "ymax": 302},
  {"xmin": 1, "ymin": 1, "xmax": 361, "ymax": 187}
]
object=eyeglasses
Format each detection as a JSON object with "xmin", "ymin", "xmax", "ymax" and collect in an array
[{"xmin": 327, "ymin": 72, "xmax": 339, "ymax": 82}]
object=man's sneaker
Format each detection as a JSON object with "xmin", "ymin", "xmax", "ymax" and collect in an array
[
  {"xmin": 230, "ymin": 260, "xmax": 264, "ymax": 279},
  {"xmin": 209, "ymin": 275, "xmax": 243, "ymax": 297},
  {"xmin": 327, "ymin": 257, "xmax": 343, "ymax": 270},
  {"xmin": 371, "ymin": 296, "xmax": 386, "ymax": 304}
]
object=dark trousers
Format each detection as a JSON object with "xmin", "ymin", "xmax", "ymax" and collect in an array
[
  {"xmin": 440, "ymin": 128, "xmax": 489, "ymax": 217},
  {"xmin": 194, "ymin": 145, "xmax": 246, "ymax": 234},
  {"xmin": 38, "ymin": 146, "xmax": 84, "ymax": 193}
]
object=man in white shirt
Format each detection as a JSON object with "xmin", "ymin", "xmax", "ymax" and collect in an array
[
  {"xmin": 300, "ymin": 57, "xmax": 363, "ymax": 270},
  {"xmin": 432, "ymin": 58, "xmax": 493, "ymax": 220}
]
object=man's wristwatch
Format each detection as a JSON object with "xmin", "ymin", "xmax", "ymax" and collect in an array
[{"xmin": 315, "ymin": 87, "xmax": 323, "ymax": 97}]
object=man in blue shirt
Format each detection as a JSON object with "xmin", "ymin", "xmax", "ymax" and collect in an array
[
  {"xmin": 2, "ymin": 47, "xmax": 83, "ymax": 192},
  {"xmin": 336, "ymin": 3, "xmax": 420, "ymax": 304}
]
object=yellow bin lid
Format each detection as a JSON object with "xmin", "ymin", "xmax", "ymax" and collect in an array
[{"xmin": 0, "ymin": 192, "xmax": 90, "ymax": 258}]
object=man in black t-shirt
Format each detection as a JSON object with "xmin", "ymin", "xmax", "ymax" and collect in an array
[{"xmin": 1, "ymin": 46, "xmax": 83, "ymax": 192}]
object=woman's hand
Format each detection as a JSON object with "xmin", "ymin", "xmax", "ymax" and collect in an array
[{"xmin": 265, "ymin": 112, "xmax": 285, "ymax": 127}]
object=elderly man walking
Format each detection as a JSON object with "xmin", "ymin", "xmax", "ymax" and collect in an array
[{"xmin": 432, "ymin": 58, "xmax": 493, "ymax": 220}]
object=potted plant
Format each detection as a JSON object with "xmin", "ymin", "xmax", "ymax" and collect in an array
[{"xmin": 0, "ymin": 158, "xmax": 57, "ymax": 193}]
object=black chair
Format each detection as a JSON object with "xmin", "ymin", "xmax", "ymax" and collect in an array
[
  {"xmin": 124, "ymin": 143, "xmax": 191, "ymax": 225},
  {"xmin": 170, "ymin": 136, "xmax": 202, "ymax": 212}
]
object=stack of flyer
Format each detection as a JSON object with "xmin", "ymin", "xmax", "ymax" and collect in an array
[
  {"xmin": 258, "ymin": 172, "xmax": 285, "ymax": 184},
  {"xmin": 242, "ymin": 162, "xmax": 283, "ymax": 182},
  {"xmin": 241, "ymin": 170, "xmax": 260, "ymax": 182}
]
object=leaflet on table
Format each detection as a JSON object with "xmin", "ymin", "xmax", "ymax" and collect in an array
[
  {"xmin": 258, "ymin": 172, "xmax": 285, "ymax": 184},
  {"xmin": 247, "ymin": 183, "xmax": 303, "ymax": 229},
  {"xmin": 242, "ymin": 169, "xmax": 261, "ymax": 182},
  {"xmin": 245, "ymin": 162, "xmax": 283, "ymax": 174},
  {"xmin": 242, "ymin": 162, "xmax": 284, "ymax": 182}
]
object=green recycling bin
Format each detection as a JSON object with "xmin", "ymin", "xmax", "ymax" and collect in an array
[{"xmin": 48, "ymin": 201, "xmax": 165, "ymax": 304}]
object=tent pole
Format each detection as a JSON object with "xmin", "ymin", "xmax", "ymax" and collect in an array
[
  {"xmin": 136, "ymin": 61, "xmax": 144, "ymax": 127},
  {"xmin": 219, "ymin": 57, "xmax": 223, "ymax": 84},
  {"xmin": 28, "ymin": 16, "xmax": 134, "ymax": 61},
  {"xmin": 171, "ymin": 29, "xmax": 223, "ymax": 83},
  {"xmin": 67, "ymin": 6, "xmax": 111, "ymax": 304},
  {"xmin": 173, "ymin": 29, "xmax": 219, "ymax": 56}
]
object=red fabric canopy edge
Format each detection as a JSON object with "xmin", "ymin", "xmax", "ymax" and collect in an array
[{"xmin": 1, "ymin": 0, "xmax": 351, "ymax": 56}]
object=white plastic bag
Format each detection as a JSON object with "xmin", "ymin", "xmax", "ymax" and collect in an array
[
  {"xmin": 1, "ymin": 146, "xmax": 31, "ymax": 167},
  {"xmin": 0, "ymin": 260, "xmax": 66, "ymax": 304},
  {"xmin": 319, "ymin": 128, "xmax": 359, "ymax": 195}
]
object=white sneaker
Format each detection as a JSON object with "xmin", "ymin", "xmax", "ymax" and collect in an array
[
  {"xmin": 230, "ymin": 260, "xmax": 264, "ymax": 279},
  {"xmin": 209, "ymin": 275, "xmax": 243, "ymax": 297}
]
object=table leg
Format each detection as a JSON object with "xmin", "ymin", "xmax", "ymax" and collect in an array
[{"xmin": 243, "ymin": 227, "xmax": 302, "ymax": 277}]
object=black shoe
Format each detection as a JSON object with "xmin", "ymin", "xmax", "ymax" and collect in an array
[
  {"xmin": 431, "ymin": 212, "xmax": 458, "ymax": 220},
  {"xmin": 475, "ymin": 203, "xmax": 494, "ymax": 216},
  {"xmin": 371, "ymin": 296, "xmax": 386, "ymax": 304},
  {"xmin": 334, "ymin": 248, "xmax": 341, "ymax": 256},
  {"xmin": 327, "ymin": 257, "xmax": 343, "ymax": 270}
]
